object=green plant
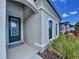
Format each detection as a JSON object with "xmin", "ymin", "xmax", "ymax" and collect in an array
[{"xmin": 50, "ymin": 34, "xmax": 79, "ymax": 59}]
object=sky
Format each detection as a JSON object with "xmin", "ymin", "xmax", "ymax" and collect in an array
[{"xmin": 50, "ymin": 0, "xmax": 79, "ymax": 25}]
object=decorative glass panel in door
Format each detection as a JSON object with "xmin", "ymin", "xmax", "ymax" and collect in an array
[{"xmin": 9, "ymin": 16, "xmax": 21, "ymax": 44}]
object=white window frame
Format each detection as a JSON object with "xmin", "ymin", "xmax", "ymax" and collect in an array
[{"xmin": 47, "ymin": 19, "xmax": 54, "ymax": 43}]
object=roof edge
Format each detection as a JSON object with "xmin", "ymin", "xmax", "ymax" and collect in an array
[{"xmin": 47, "ymin": 0, "xmax": 62, "ymax": 20}]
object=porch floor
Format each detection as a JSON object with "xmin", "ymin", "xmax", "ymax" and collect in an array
[{"xmin": 8, "ymin": 43, "xmax": 39, "ymax": 59}]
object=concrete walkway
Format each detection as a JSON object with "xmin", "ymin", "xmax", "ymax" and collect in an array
[{"xmin": 8, "ymin": 43, "xmax": 41, "ymax": 59}]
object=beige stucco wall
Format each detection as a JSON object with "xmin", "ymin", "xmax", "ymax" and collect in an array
[
  {"xmin": 0, "ymin": 0, "xmax": 60, "ymax": 59},
  {"xmin": 40, "ymin": 9, "xmax": 60, "ymax": 52},
  {"xmin": 5, "ymin": 0, "xmax": 60, "ymax": 56},
  {"xmin": 24, "ymin": 11, "xmax": 42, "ymax": 52},
  {"xmin": 35, "ymin": 0, "xmax": 60, "ymax": 21},
  {"xmin": 0, "ymin": 0, "xmax": 6, "ymax": 59},
  {"xmin": 23, "ymin": 0, "xmax": 60, "ymax": 53},
  {"xmin": 24, "ymin": 9, "xmax": 60, "ymax": 53}
]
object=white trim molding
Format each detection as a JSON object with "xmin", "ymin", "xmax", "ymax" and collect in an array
[{"xmin": 35, "ymin": 42, "xmax": 48, "ymax": 48}]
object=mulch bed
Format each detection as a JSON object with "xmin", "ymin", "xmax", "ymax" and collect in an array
[
  {"xmin": 74, "ymin": 32, "xmax": 79, "ymax": 36},
  {"xmin": 38, "ymin": 50, "xmax": 60, "ymax": 59}
]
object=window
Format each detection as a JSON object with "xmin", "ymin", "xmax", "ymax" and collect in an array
[
  {"xmin": 48, "ymin": 20, "xmax": 53, "ymax": 39},
  {"xmin": 56, "ymin": 23, "xmax": 58, "ymax": 36}
]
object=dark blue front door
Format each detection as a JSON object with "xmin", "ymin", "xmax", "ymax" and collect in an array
[{"xmin": 9, "ymin": 16, "xmax": 21, "ymax": 43}]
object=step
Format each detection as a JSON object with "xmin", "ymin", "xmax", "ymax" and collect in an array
[{"xmin": 30, "ymin": 54, "xmax": 43, "ymax": 59}]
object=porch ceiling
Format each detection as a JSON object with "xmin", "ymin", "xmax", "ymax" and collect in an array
[{"xmin": 13, "ymin": 0, "xmax": 38, "ymax": 13}]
